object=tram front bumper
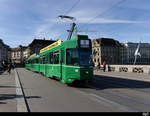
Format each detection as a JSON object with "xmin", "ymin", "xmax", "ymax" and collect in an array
[
  {"xmin": 65, "ymin": 67, "xmax": 93, "ymax": 83},
  {"xmin": 79, "ymin": 67, "xmax": 93, "ymax": 80}
]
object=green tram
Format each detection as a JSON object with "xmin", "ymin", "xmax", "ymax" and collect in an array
[{"xmin": 25, "ymin": 35, "xmax": 93, "ymax": 84}]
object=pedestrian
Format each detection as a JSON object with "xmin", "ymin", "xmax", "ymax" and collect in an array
[
  {"xmin": 103, "ymin": 61, "xmax": 106, "ymax": 72},
  {"xmin": 12, "ymin": 63, "xmax": 15, "ymax": 70},
  {"xmin": 7, "ymin": 63, "xmax": 12, "ymax": 74},
  {"xmin": 97, "ymin": 62, "xmax": 100, "ymax": 72},
  {"xmin": 2, "ymin": 61, "xmax": 5, "ymax": 71}
]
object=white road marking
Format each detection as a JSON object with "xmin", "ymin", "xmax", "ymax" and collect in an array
[
  {"xmin": 89, "ymin": 93, "xmax": 138, "ymax": 112},
  {"xmin": 87, "ymin": 85, "xmax": 139, "ymax": 112},
  {"xmin": 73, "ymin": 85, "xmax": 137, "ymax": 112},
  {"xmin": 15, "ymin": 69, "xmax": 28, "ymax": 112}
]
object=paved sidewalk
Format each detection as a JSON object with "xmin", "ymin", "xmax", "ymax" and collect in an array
[
  {"xmin": 0, "ymin": 70, "xmax": 17, "ymax": 112},
  {"xmin": 94, "ymin": 70, "xmax": 150, "ymax": 82}
]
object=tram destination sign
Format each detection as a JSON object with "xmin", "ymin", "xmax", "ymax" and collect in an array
[{"xmin": 80, "ymin": 40, "xmax": 90, "ymax": 48}]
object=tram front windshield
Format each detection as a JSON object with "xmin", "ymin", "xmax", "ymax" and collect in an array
[
  {"xmin": 80, "ymin": 49, "xmax": 92, "ymax": 66},
  {"xmin": 66, "ymin": 48, "xmax": 92, "ymax": 66}
]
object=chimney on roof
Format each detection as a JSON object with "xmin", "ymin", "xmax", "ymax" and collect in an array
[{"xmin": 43, "ymin": 37, "xmax": 45, "ymax": 40}]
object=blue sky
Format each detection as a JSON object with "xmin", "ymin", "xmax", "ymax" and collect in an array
[{"xmin": 0, "ymin": 0, "xmax": 150, "ymax": 48}]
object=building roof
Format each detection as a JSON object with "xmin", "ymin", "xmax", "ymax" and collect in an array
[
  {"xmin": 95, "ymin": 38, "xmax": 122, "ymax": 47},
  {"xmin": 0, "ymin": 39, "xmax": 10, "ymax": 48},
  {"xmin": 122, "ymin": 42, "xmax": 150, "ymax": 48},
  {"xmin": 28, "ymin": 39, "xmax": 56, "ymax": 47},
  {"xmin": 11, "ymin": 45, "xmax": 27, "ymax": 51}
]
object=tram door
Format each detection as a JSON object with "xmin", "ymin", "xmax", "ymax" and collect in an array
[{"xmin": 60, "ymin": 49, "xmax": 64, "ymax": 80}]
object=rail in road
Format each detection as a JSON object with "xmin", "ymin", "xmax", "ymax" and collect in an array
[{"xmin": 14, "ymin": 68, "xmax": 150, "ymax": 112}]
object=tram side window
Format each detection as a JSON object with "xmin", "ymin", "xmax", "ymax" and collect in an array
[
  {"xmin": 44, "ymin": 55, "xmax": 48, "ymax": 64},
  {"xmin": 66, "ymin": 49, "xmax": 79, "ymax": 66},
  {"xmin": 49, "ymin": 52, "xmax": 54, "ymax": 64},
  {"xmin": 31, "ymin": 60, "xmax": 33, "ymax": 64},
  {"xmin": 41, "ymin": 56, "xmax": 45, "ymax": 64},
  {"xmin": 46, "ymin": 55, "xmax": 49, "ymax": 64},
  {"xmin": 43, "ymin": 57, "xmax": 46, "ymax": 64},
  {"xmin": 53, "ymin": 51, "xmax": 59, "ymax": 64},
  {"xmin": 26, "ymin": 61, "xmax": 28, "ymax": 64},
  {"xmin": 61, "ymin": 50, "xmax": 64, "ymax": 64},
  {"xmin": 35, "ymin": 59, "xmax": 38, "ymax": 64},
  {"xmin": 33, "ymin": 60, "xmax": 35, "ymax": 64}
]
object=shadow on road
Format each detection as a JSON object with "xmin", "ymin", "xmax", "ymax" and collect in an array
[
  {"xmin": 0, "ymin": 86, "xmax": 22, "ymax": 88},
  {"xmin": 0, "ymin": 102, "xmax": 7, "ymax": 104},
  {"xmin": 0, "ymin": 71, "xmax": 9, "ymax": 75},
  {"xmin": 90, "ymin": 74, "xmax": 150, "ymax": 90},
  {"xmin": 0, "ymin": 71, "xmax": 3, "ymax": 75},
  {"xmin": 0, "ymin": 94, "xmax": 41, "ymax": 104}
]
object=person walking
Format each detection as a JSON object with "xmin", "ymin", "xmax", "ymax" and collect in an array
[
  {"xmin": 7, "ymin": 63, "xmax": 12, "ymax": 74},
  {"xmin": 97, "ymin": 62, "xmax": 100, "ymax": 72},
  {"xmin": 103, "ymin": 61, "xmax": 106, "ymax": 72},
  {"xmin": 12, "ymin": 63, "xmax": 15, "ymax": 70}
]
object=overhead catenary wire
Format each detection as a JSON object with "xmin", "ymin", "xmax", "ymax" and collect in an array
[
  {"xmin": 76, "ymin": 0, "xmax": 126, "ymax": 38},
  {"xmin": 79, "ymin": 0, "xmax": 126, "ymax": 30},
  {"xmin": 64, "ymin": 0, "xmax": 80, "ymax": 15},
  {"xmin": 55, "ymin": 0, "xmax": 81, "ymax": 40},
  {"xmin": 78, "ymin": 0, "xmax": 142, "ymax": 41},
  {"xmin": 57, "ymin": 0, "xmax": 125, "ymax": 39},
  {"xmin": 34, "ymin": 0, "xmax": 80, "ymax": 41}
]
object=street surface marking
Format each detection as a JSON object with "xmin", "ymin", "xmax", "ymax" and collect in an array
[
  {"xmin": 89, "ymin": 93, "xmax": 138, "ymax": 112},
  {"xmin": 87, "ymin": 85, "xmax": 139, "ymax": 112},
  {"xmin": 73, "ymin": 86, "xmax": 138, "ymax": 112},
  {"xmin": 15, "ymin": 69, "xmax": 28, "ymax": 112}
]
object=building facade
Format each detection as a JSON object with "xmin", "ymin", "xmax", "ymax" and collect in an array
[
  {"xmin": 11, "ymin": 45, "xmax": 27, "ymax": 66},
  {"xmin": 23, "ymin": 47, "xmax": 30, "ymax": 58},
  {"xmin": 121, "ymin": 42, "xmax": 150, "ymax": 65},
  {"xmin": 92, "ymin": 38, "xmax": 122, "ymax": 66},
  {"xmin": 10, "ymin": 39, "xmax": 56, "ymax": 66},
  {"xmin": 25, "ymin": 39, "xmax": 56, "ymax": 57},
  {"xmin": 0, "ymin": 39, "xmax": 10, "ymax": 68}
]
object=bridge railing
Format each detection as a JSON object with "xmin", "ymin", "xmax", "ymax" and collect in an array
[{"xmin": 99, "ymin": 65, "xmax": 150, "ymax": 74}]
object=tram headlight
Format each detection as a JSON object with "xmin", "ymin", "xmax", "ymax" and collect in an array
[
  {"xmin": 85, "ymin": 71, "xmax": 89, "ymax": 74},
  {"xmin": 75, "ymin": 69, "xmax": 79, "ymax": 72}
]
